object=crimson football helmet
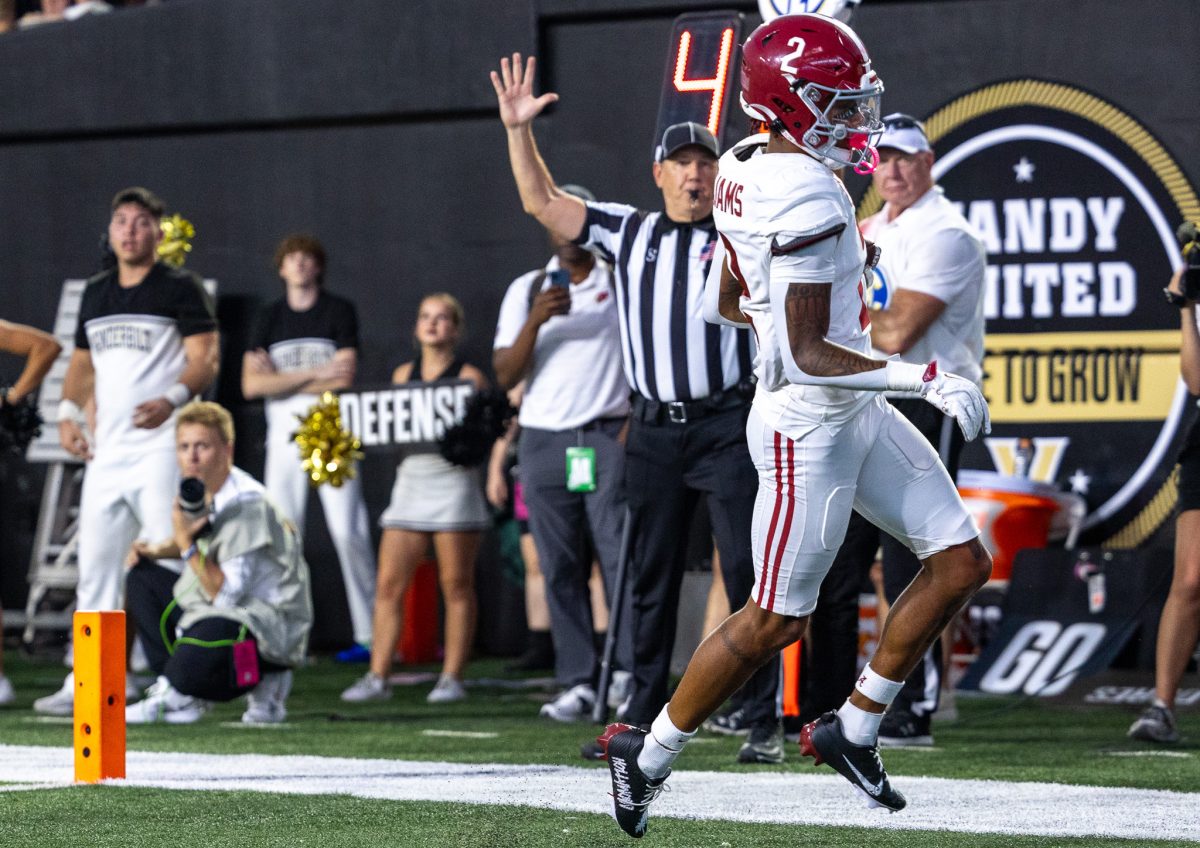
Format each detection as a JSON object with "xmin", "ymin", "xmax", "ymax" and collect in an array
[{"xmin": 740, "ymin": 14, "xmax": 884, "ymax": 173}]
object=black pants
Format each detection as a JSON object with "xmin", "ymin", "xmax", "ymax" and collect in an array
[
  {"xmin": 804, "ymin": 398, "xmax": 964, "ymax": 719},
  {"xmin": 622, "ymin": 403, "xmax": 779, "ymax": 728},
  {"xmin": 126, "ymin": 560, "xmax": 284, "ymax": 703}
]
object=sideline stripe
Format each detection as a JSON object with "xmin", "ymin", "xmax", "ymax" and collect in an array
[{"xmin": 0, "ymin": 745, "xmax": 1196, "ymax": 842}]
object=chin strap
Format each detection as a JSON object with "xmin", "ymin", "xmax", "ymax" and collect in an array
[{"xmin": 853, "ymin": 146, "xmax": 880, "ymax": 175}]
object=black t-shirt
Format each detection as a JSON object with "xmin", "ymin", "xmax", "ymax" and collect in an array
[
  {"xmin": 74, "ymin": 261, "xmax": 216, "ymax": 450},
  {"xmin": 75, "ymin": 262, "xmax": 215, "ymax": 350},
  {"xmin": 249, "ymin": 290, "xmax": 360, "ymax": 373}
]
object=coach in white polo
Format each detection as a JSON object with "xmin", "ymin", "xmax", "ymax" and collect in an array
[
  {"xmin": 854, "ymin": 113, "xmax": 987, "ymax": 746},
  {"xmin": 493, "ymin": 185, "xmax": 631, "ymax": 722}
]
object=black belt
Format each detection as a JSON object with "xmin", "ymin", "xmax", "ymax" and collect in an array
[
  {"xmin": 578, "ymin": 416, "xmax": 627, "ymax": 432},
  {"xmin": 630, "ymin": 390, "xmax": 748, "ymax": 425}
]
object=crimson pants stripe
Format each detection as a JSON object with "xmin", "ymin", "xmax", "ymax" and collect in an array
[
  {"xmin": 757, "ymin": 430, "xmax": 785, "ymax": 605},
  {"xmin": 766, "ymin": 437, "xmax": 795, "ymax": 611}
]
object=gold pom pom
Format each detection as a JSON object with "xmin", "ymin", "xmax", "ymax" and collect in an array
[
  {"xmin": 294, "ymin": 392, "xmax": 363, "ymax": 488},
  {"xmin": 158, "ymin": 214, "xmax": 196, "ymax": 267}
]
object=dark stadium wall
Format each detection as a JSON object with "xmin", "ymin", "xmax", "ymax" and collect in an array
[{"xmin": 0, "ymin": 0, "xmax": 1196, "ymax": 649}]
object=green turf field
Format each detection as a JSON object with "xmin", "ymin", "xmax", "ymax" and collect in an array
[{"xmin": 0, "ymin": 651, "xmax": 1195, "ymax": 847}]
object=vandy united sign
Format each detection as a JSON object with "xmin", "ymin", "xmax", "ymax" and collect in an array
[{"xmin": 860, "ymin": 80, "xmax": 1200, "ymax": 545}]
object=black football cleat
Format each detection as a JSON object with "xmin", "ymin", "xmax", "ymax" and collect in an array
[
  {"xmin": 598, "ymin": 723, "xmax": 669, "ymax": 838},
  {"xmin": 799, "ymin": 711, "xmax": 907, "ymax": 811}
]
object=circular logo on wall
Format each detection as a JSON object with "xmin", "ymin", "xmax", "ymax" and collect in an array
[
  {"xmin": 859, "ymin": 80, "xmax": 1200, "ymax": 546},
  {"xmin": 756, "ymin": 0, "xmax": 859, "ymax": 23}
]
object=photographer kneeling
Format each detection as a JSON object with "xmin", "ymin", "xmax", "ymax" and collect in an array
[{"xmin": 125, "ymin": 401, "xmax": 313, "ymax": 724}]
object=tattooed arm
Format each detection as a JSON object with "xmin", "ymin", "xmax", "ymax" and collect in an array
[
  {"xmin": 769, "ymin": 277, "xmax": 928, "ymax": 393},
  {"xmin": 785, "ymin": 283, "xmax": 886, "ymax": 377}
]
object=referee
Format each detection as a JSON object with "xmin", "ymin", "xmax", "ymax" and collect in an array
[{"xmin": 492, "ymin": 54, "xmax": 782, "ymax": 763}]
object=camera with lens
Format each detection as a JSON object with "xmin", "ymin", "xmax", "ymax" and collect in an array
[{"xmin": 1174, "ymin": 222, "xmax": 1200, "ymax": 303}]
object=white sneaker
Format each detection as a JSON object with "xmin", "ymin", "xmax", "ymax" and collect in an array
[
  {"xmin": 615, "ymin": 694, "xmax": 632, "ymax": 721},
  {"xmin": 0, "ymin": 674, "xmax": 15, "ymax": 706},
  {"xmin": 126, "ymin": 676, "xmax": 208, "ymax": 724},
  {"xmin": 341, "ymin": 671, "xmax": 391, "ymax": 703},
  {"xmin": 608, "ymin": 670, "xmax": 632, "ymax": 709},
  {"xmin": 126, "ymin": 678, "xmax": 146, "ymax": 701},
  {"xmin": 33, "ymin": 673, "xmax": 74, "ymax": 716},
  {"xmin": 242, "ymin": 670, "xmax": 292, "ymax": 724},
  {"xmin": 540, "ymin": 683, "xmax": 595, "ymax": 722},
  {"xmin": 426, "ymin": 674, "xmax": 467, "ymax": 704}
]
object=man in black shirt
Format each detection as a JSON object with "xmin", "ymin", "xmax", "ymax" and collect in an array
[
  {"xmin": 36, "ymin": 186, "xmax": 219, "ymax": 716},
  {"xmin": 242, "ymin": 234, "xmax": 376, "ymax": 656},
  {"xmin": 492, "ymin": 54, "xmax": 781, "ymax": 763}
]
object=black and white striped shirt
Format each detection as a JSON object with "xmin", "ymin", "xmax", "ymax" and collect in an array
[{"xmin": 576, "ymin": 201, "xmax": 753, "ymax": 403}]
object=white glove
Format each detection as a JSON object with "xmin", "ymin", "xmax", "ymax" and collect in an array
[{"xmin": 918, "ymin": 361, "xmax": 991, "ymax": 441}]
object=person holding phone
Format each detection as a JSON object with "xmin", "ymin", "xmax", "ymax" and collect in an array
[
  {"xmin": 493, "ymin": 185, "xmax": 633, "ymax": 721},
  {"xmin": 1129, "ymin": 265, "xmax": 1200, "ymax": 744}
]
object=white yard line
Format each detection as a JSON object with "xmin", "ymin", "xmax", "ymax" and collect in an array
[{"xmin": 0, "ymin": 744, "xmax": 1196, "ymax": 842}]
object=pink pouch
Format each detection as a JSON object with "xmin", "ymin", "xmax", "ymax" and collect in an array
[
  {"xmin": 232, "ymin": 639, "xmax": 261, "ymax": 689},
  {"xmin": 513, "ymin": 480, "xmax": 529, "ymax": 522}
]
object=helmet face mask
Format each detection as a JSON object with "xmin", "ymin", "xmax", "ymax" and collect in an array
[
  {"xmin": 797, "ymin": 84, "xmax": 883, "ymax": 172},
  {"xmin": 739, "ymin": 14, "xmax": 885, "ymax": 173}
]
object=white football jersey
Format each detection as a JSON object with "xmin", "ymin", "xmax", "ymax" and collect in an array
[{"xmin": 712, "ymin": 134, "xmax": 874, "ymax": 422}]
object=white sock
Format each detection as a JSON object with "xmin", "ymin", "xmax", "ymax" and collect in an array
[
  {"xmin": 637, "ymin": 706, "xmax": 694, "ymax": 780},
  {"xmin": 836, "ymin": 700, "xmax": 884, "ymax": 747},
  {"xmin": 854, "ymin": 663, "xmax": 905, "ymax": 705}
]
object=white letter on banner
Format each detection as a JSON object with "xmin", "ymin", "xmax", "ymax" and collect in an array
[
  {"xmin": 1087, "ymin": 197, "xmax": 1124, "ymax": 251},
  {"xmin": 1023, "ymin": 622, "xmax": 1107, "ymax": 696},
  {"xmin": 376, "ymin": 390, "xmax": 394, "ymax": 445},
  {"xmin": 411, "ymin": 388, "xmax": 435, "ymax": 442},
  {"xmin": 454, "ymin": 384, "xmax": 474, "ymax": 420},
  {"xmin": 1049, "ymin": 198, "xmax": 1087, "ymax": 252},
  {"xmin": 393, "ymin": 389, "xmax": 411, "ymax": 442},
  {"xmin": 433, "ymin": 386, "xmax": 455, "ymax": 438},
  {"xmin": 979, "ymin": 621, "xmax": 1060, "ymax": 695},
  {"xmin": 360, "ymin": 392, "xmax": 378, "ymax": 447},
  {"xmin": 340, "ymin": 393, "xmax": 361, "ymax": 441}
]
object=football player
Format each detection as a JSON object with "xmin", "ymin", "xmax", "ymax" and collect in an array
[{"xmin": 599, "ymin": 14, "xmax": 992, "ymax": 836}]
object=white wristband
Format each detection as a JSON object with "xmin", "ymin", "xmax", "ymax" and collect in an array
[
  {"xmin": 164, "ymin": 383, "xmax": 192, "ymax": 408},
  {"xmin": 58, "ymin": 398, "xmax": 84, "ymax": 423},
  {"xmin": 882, "ymin": 360, "xmax": 931, "ymax": 393},
  {"xmin": 854, "ymin": 663, "xmax": 905, "ymax": 705}
]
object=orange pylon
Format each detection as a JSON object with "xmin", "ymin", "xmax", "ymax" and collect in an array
[{"xmin": 73, "ymin": 611, "xmax": 126, "ymax": 783}]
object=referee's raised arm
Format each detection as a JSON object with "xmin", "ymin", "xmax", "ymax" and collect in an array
[{"xmin": 491, "ymin": 53, "xmax": 587, "ymax": 243}]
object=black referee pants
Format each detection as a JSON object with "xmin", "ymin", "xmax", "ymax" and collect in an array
[{"xmin": 622, "ymin": 403, "xmax": 779, "ymax": 729}]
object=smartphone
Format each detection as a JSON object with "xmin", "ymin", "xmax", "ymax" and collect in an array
[{"xmin": 548, "ymin": 269, "xmax": 570, "ymax": 289}]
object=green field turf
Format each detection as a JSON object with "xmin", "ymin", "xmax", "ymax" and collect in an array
[{"xmin": 0, "ymin": 651, "xmax": 1195, "ymax": 847}]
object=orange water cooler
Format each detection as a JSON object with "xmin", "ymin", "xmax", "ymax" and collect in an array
[{"xmin": 957, "ymin": 470, "xmax": 1061, "ymax": 583}]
